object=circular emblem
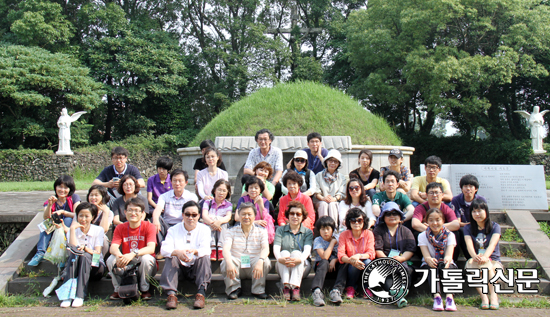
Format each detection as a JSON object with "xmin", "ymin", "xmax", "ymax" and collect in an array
[
  {"xmin": 362, "ymin": 258, "xmax": 409, "ymax": 304},
  {"xmin": 130, "ymin": 240, "xmax": 139, "ymax": 253}
]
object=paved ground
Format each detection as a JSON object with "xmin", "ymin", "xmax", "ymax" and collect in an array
[{"xmin": 1, "ymin": 300, "xmax": 549, "ymax": 317}]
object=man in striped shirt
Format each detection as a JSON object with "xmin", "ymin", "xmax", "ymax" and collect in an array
[{"xmin": 221, "ymin": 203, "xmax": 270, "ymax": 299}]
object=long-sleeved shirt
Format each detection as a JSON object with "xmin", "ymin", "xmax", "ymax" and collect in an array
[
  {"xmin": 315, "ymin": 170, "xmax": 347, "ymax": 199},
  {"xmin": 196, "ymin": 167, "xmax": 228, "ymax": 199},
  {"xmin": 161, "ymin": 222, "xmax": 211, "ymax": 267},
  {"xmin": 337, "ymin": 229, "xmax": 376, "ymax": 264}
]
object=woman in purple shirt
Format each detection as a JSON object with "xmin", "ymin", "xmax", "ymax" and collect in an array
[{"xmin": 147, "ymin": 157, "xmax": 173, "ymax": 213}]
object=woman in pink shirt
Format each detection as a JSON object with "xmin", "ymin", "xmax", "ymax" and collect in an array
[
  {"xmin": 277, "ymin": 170, "xmax": 315, "ymax": 231},
  {"xmin": 328, "ymin": 208, "xmax": 375, "ymax": 303}
]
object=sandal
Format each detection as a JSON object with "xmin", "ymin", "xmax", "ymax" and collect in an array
[
  {"xmin": 480, "ymin": 303, "xmax": 489, "ymax": 310},
  {"xmin": 490, "ymin": 304, "xmax": 499, "ymax": 310}
]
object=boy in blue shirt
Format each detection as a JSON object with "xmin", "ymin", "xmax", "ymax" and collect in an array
[{"xmin": 311, "ymin": 216, "xmax": 339, "ymax": 306}]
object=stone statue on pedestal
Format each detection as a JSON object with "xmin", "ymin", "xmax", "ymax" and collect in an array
[
  {"xmin": 515, "ymin": 106, "xmax": 550, "ymax": 154},
  {"xmin": 56, "ymin": 108, "xmax": 87, "ymax": 155}
]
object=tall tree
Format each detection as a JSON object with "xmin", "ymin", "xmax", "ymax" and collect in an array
[
  {"xmin": 0, "ymin": 44, "xmax": 104, "ymax": 149},
  {"xmin": 81, "ymin": 3, "xmax": 188, "ymax": 141},
  {"xmin": 345, "ymin": 0, "xmax": 550, "ymax": 137}
]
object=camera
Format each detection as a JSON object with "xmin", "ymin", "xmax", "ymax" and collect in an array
[{"xmin": 51, "ymin": 213, "xmax": 63, "ymax": 224}]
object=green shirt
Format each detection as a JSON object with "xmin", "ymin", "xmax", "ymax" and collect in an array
[
  {"xmin": 274, "ymin": 224, "xmax": 313, "ymax": 252},
  {"xmin": 372, "ymin": 191, "xmax": 412, "ymax": 211},
  {"xmin": 242, "ymin": 181, "xmax": 275, "ymax": 200}
]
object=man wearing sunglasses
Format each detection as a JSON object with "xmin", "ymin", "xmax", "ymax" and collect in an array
[{"xmin": 160, "ymin": 201, "xmax": 212, "ymax": 310}]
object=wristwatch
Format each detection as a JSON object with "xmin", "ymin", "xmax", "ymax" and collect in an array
[{"xmin": 133, "ymin": 250, "xmax": 139, "ymax": 257}]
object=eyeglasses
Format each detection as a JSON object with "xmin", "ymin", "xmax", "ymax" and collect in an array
[
  {"xmin": 425, "ymin": 165, "xmax": 440, "ymax": 171},
  {"xmin": 294, "ymin": 158, "xmax": 306, "ymax": 163},
  {"xmin": 126, "ymin": 209, "xmax": 142, "ymax": 214},
  {"xmin": 289, "ymin": 212, "xmax": 303, "ymax": 217},
  {"xmin": 350, "ymin": 218, "xmax": 364, "ymax": 224},
  {"xmin": 349, "ymin": 185, "xmax": 361, "ymax": 192},
  {"xmin": 184, "ymin": 213, "xmax": 199, "ymax": 218},
  {"xmin": 427, "ymin": 191, "xmax": 442, "ymax": 196},
  {"xmin": 112, "ymin": 156, "xmax": 126, "ymax": 161}
]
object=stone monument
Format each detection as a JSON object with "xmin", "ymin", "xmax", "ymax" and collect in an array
[
  {"xmin": 56, "ymin": 108, "xmax": 87, "ymax": 156},
  {"xmin": 515, "ymin": 106, "xmax": 550, "ymax": 154}
]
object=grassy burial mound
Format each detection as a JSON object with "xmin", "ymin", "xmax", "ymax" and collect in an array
[{"xmin": 191, "ymin": 81, "xmax": 401, "ymax": 146}]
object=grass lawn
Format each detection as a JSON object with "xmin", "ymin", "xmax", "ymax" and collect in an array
[
  {"xmin": 0, "ymin": 180, "xmax": 94, "ymax": 192},
  {"xmin": 0, "ymin": 169, "xmax": 97, "ymax": 192},
  {"xmin": 547, "ymin": 180, "xmax": 550, "ymax": 190}
]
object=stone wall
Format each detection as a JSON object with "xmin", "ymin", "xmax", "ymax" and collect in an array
[
  {"xmin": 0, "ymin": 151, "xmax": 182, "ymax": 182},
  {"xmin": 530, "ymin": 153, "xmax": 550, "ymax": 176}
]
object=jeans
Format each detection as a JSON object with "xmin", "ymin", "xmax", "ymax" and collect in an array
[{"xmin": 36, "ymin": 217, "xmax": 73, "ymax": 256}]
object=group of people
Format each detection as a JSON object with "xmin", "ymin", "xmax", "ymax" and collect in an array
[{"xmin": 28, "ymin": 130, "xmax": 502, "ymax": 312}]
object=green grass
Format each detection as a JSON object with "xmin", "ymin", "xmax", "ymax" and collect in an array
[
  {"xmin": 190, "ymin": 81, "xmax": 402, "ymax": 146},
  {"xmin": 501, "ymin": 227, "xmax": 524, "ymax": 243},
  {"xmin": 0, "ymin": 166, "xmax": 97, "ymax": 192},
  {"xmin": 0, "ymin": 294, "xmax": 43, "ymax": 307},
  {"xmin": 546, "ymin": 180, "xmax": 550, "ymax": 190},
  {"xmin": 540, "ymin": 222, "xmax": 550, "ymax": 239}
]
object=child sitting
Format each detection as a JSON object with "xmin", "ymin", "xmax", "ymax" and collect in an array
[
  {"xmin": 464, "ymin": 199, "xmax": 502, "ymax": 310},
  {"xmin": 418, "ymin": 208, "xmax": 457, "ymax": 311},
  {"xmin": 310, "ymin": 216, "xmax": 339, "ymax": 306}
]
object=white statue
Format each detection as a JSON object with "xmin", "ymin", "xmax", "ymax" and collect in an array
[
  {"xmin": 56, "ymin": 108, "xmax": 87, "ymax": 155},
  {"xmin": 515, "ymin": 106, "xmax": 550, "ymax": 154}
]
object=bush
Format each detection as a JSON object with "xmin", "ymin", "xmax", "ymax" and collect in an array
[
  {"xmin": 75, "ymin": 134, "xmax": 184, "ymax": 156},
  {"xmin": 401, "ymin": 135, "xmax": 532, "ymax": 174}
]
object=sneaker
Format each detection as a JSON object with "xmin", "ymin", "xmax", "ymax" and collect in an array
[
  {"xmin": 397, "ymin": 298, "xmax": 408, "ymax": 308},
  {"xmin": 283, "ymin": 288, "xmax": 291, "ymax": 301},
  {"xmin": 166, "ymin": 294, "xmax": 178, "ymax": 310},
  {"xmin": 227, "ymin": 288, "xmax": 241, "ymax": 300},
  {"xmin": 217, "ymin": 250, "xmax": 224, "ymax": 261},
  {"xmin": 71, "ymin": 297, "xmax": 84, "ymax": 307},
  {"xmin": 28, "ymin": 253, "xmax": 43, "ymax": 266},
  {"xmin": 312, "ymin": 288, "xmax": 325, "ymax": 307},
  {"xmin": 433, "ymin": 296, "xmax": 444, "ymax": 311},
  {"xmin": 60, "ymin": 300, "xmax": 71, "ymax": 308},
  {"xmin": 445, "ymin": 297, "xmax": 457, "ymax": 311},
  {"xmin": 329, "ymin": 289, "xmax": 343, "ymax": 304},
  {"xmin": 345, "ymin": 286, "xmax": 355, "ymax": 299},
  {"xmin": 292, "ymin": 288, "xmax": 301, "ymax": 301},
  {"xmin": 210, "ymin": 249, "xmax": 217, "ymax": 261}
]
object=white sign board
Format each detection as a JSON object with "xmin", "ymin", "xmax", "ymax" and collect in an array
[{"xmin": 420, "ymin": 164, "xmax": 548, "ymax": 210}]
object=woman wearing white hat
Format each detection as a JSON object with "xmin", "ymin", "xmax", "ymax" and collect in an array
[
  {"xmin": 281, "ymin": 150, "xmax": 316, "ymax": 197},
  {"xmin": 313, "ymin": 149, "xmax": 348, "ymax": 224}
]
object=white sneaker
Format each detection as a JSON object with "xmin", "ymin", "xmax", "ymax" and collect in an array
[
  {"xmin": 60, "ymin": 300, "xmax": 71, "ymax": 308},
  {"xmin": 71, "ymin": 297, "xmax": 84, "ymax": 307}
]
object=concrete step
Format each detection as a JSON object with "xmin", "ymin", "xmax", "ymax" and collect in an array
[{"xmin": 500, "ymin": 241, "xmax": 528, "ymax": 257}]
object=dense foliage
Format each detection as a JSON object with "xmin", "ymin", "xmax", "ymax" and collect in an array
[{"xmin": 0, "ymin": 0, "xmax": 548, "ymax": 168}]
